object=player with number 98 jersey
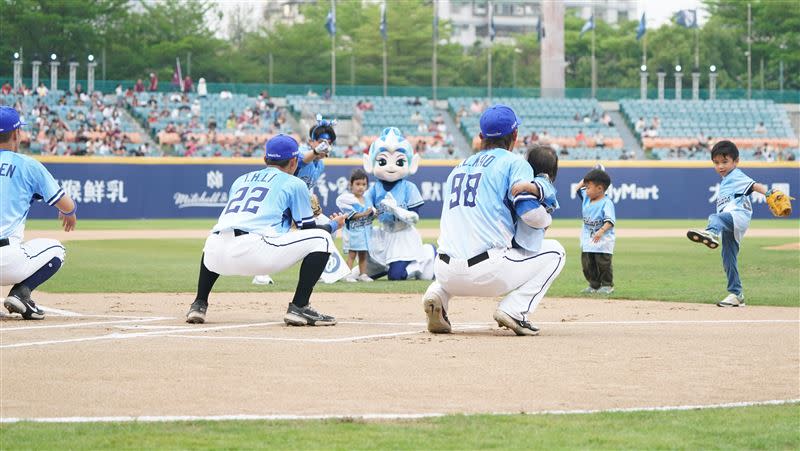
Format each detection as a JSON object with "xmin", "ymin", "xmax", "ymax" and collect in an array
[{"xmin": 437, "ymin": 149, "xmax": 533, "ymax": 259}]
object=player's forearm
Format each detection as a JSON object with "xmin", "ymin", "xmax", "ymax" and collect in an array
[
  {"xmin": 752, "ymin": 183, "xmax": 769, "ymax": 195},
  {"xmin": 55, "ymin": 196, "xmax": 76, "ymax": 215},
  {"xmin": 301, "ymin": 150, "xmax": 315, "ymax": 164},
  {"xmin": 520, "ymin": 207, "xmax": 552, "ymax": 229}
]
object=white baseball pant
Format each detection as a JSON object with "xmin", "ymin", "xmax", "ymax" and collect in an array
[
  {"xmin": 0, "ymin": 238, "xmax": 66, "ymax": 285},
  {"xmin": 426, "ymin": 239, "xmax": 566, "ymax": 321},
  {"xmin": 203, "ymin": 229, "xmax": 335, "ymax": 276}
]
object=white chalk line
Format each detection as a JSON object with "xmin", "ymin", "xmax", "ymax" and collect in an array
[
  {"xmin": 1, "ymin": 398, "xmax": 797, "ymax": 424},
  {"xmin": 164, "ymin": 330, "xmax": 426, "ymax": 343},
  {"xmin": 0, "ymin": 317, "xmax": 173, "ymax": 332},
  {"xmin": 0, "ymin": 321, "xmax": 283, "ymax": 349}
]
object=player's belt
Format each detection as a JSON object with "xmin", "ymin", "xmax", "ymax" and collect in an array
[
  {"xmin": 212, "ymin": 229, "xmax": 250, "ymax": 237},
  {"xmin": 0, "ymin": 238, "xmax": 9, "ymax": 247},
  {"xmin": 438, "ymin": 251, "xmax": 489, "ymax": 267}
]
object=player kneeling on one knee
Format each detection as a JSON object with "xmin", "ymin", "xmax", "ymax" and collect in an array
[
  {"xmin": 422, "ymin": 105, "xmax": 566, "ymax": 336},
  {"xmin": 0, "ymin": 106, "xmax": 77, "ymax": 320},
  {"xmin": 186, "ymin": 134, "xmax": 345, "ymax": 326}
]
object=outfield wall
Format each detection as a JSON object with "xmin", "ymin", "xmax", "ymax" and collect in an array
[{"xmin": 27, "ymin": 158, "xmax": 800, "ymax": 220}]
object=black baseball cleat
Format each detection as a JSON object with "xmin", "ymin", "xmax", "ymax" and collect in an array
[
  {"xmin": 687, "ymin": 229, "xmax": 720, "ymax": 249},
  {"xmin": 4, "ymin": 286, "xmax": 45, "ymax": 320},
  {"xmin": 186, "ymin": 300, "xmax": 208, "ymax": 324},
  {"xmin": 284, "ymin": 303, "xmax": 337, "ymax": 326},
  {"xmin": 493, "ymin": 310, "xmax": 539, "ymax": 336}
]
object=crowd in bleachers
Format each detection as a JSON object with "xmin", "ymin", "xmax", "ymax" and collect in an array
[
  {"xmin": 621, "ymin": 99, "xmax": 798, "ymax": 160},
  {"xmin": 449, "ymin": 97, "xmax": 624, "ymax": 160}
]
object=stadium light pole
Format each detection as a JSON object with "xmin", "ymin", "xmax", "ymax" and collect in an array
[
  {"xmin": 708, "ymin": 65, "xmax": 717, "ymax": 100},
  {"xmin": 656, "ymin": 67, "xmax": 666, "ymax": 100},
  {"xmin": 31, "ymin": 54, "xmax": 42, "ymax": 92},
  {"xmin": 432, "ymin": 0, "xmax": 438, "ymax": 102},
  {"xmin": 674, "ymin": 64, "xmax": 683, "ymax": 100},
  {"xmin": 49, "ymin": 53, "xmax": 60, "ymax": 92},
  {"xmin": 68, "ymin": 56, "xmax": 79, "ymax": 94},
  {"xmin": 12, "ymin": 52, "xmax": 23, "ymax": 90},
  {"xmin": 691, "ymin": 66, "xmax": 700, "ymax": 100},
  {"xmin": 87, "ymin": 54, "xmax": 97, "ymax": 94},
  {"xmin": 512, "ymin": 48, "xmax": 522, "ymax": 90},
  {"xmin": 640, "ymin": 65, "xmax": 648, "ymax": 100},
  {"xmin": 746, "ymin": 2, "xmax": 751, "ymax": 99}
]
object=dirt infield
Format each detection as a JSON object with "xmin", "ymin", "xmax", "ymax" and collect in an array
[{"xmin": 1, "ymin": 292, "xmax": 798, "ymax": 419}]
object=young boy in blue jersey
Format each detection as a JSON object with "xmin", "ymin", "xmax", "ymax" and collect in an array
[
  {"xmin": 576, "ymin": 169, "xmax": 616, "ymax": 295},
  {"xmin": 687, "ymin": 140, "xmax": 771, "ymax": 307},
  {"xmin": 510, "ymin": 145, "xmax": 560, "ymax": 251}
]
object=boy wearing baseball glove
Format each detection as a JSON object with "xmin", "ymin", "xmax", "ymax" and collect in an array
[{"xmin": 687, "ymin": 140, "xmax": 793, "ymax": 307}]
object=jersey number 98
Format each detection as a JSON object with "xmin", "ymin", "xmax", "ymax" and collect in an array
[
  {"xmin": 449, "ymin": 173, "xmax": 482, "ymax": 209},
  {"xmin": 224, "ymin": 186, "xmax": 269, "ymax": 214}
]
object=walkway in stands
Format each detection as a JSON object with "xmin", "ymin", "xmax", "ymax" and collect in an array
[
  {"xmin": 610, "ymin": 111, "xmax": 643, "ymax": 158},
  {"xmin": 439, "ymin": 104, "xmax": 471, "ymax": 157}
]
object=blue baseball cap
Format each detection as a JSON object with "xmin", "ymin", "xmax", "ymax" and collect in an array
[
  {"xmin": 479, "ymin": 104, "xmax": 520, "ymax": 138},
  {"xmin": 0, "ymin": 106, "xmax": 26, "ymax": 133},
  {"xmin": 265, "ymin": 134, "xmax": 299, "ymax": 160}
]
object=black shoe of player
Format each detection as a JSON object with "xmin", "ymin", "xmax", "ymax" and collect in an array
[
  {"xmin": 493, "ymin": 310, "xmax": 539, "ymax": 336},
  {"xmin": 186, "ymin": 300, "xmax": 208, "ymax": 324},
  {"xmin": 284, "ymin": 303, "xmax": 337, "ymax": 326},
  {"xmin": 4, "ymin": 286, "xmax": 45, "ymax": 320}
]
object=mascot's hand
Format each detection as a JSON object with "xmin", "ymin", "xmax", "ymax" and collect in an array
[
  {"xmin": 394, "ymin": 209, "xmax": 419, "ymax": 225},
  {"xmin": 379, "ymin": 193, "xmax": 398, "ymax": 210}
]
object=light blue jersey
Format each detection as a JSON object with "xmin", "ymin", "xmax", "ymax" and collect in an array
[
  {"xmin": 295, "ymin": 151, "xmax": 325, "ymax": 191},
  {"xmin": 438, "ymin": 148, "xmax": 536, "ymax": 258},
  {"xmin": 365, "ymin": 180, "xmax": 423, "ymax": 232},
  {"xmin": 336, "ymin": 191, "xmax": 371, "ymax": 252},
  {"xmin": 212, "ymin": 167, "xmax": 314, "ymax": 236},
  {"xmin": 715, "ymin": 168, "xmax": 755, "ymax": 242},
  {"xmin": 578, "ymin": 187, "xmax": 616, "ymax": 254},
  {"xmin": 514, "ymin": 176, "xmax": 558, "ymax": 252},
  {"xmin": 0, "ymin": 150, "xmax": 64, "ymax": 238}
]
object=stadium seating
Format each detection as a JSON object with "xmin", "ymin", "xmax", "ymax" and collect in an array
[{"xmin": 620, "ymin": 99, "xmax": 797, "ymax": 151}]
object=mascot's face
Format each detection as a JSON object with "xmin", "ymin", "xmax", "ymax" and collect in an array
[{"xmin": 363, "ymin": 127, "xmax": 419, "ymax": 182}]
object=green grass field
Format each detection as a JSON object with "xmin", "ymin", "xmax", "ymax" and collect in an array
[
  {"xmin": 41, "ymin": 234, "xmax": 799, "ymax": 306},
  {"xmin": 1, "ymin": 404, "xmax": 797, "ymax": 450}
]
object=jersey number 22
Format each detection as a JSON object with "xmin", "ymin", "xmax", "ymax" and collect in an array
[{"xmin": 224, "ymin": 186, "xmax": 269, "ymax": 214}]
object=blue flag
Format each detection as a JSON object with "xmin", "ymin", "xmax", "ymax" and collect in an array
[
  {"xmin": 380, "ymin": 3, "xmax": 387, "ymax": 41},
  {"xmin": 488, "ymin": 3, "xmax": 496, "ymax": 41},
  {"xmin": 536, "ymin": 16, "xmax": 544, "ymax": 42},
  {"xmin": 675, "ymin": 9, "xmax": 697, "ymax": 28},
  {"xmin": 636, "ymin": 12, "xmax": 646, "ymax": 40},
  {"xmin": 580, "ymin": 15, "xmax": 594, "ymax": 38},
  {"xmin": 325, "ymin": 9, "xmax": 336, "ymax": 36}
]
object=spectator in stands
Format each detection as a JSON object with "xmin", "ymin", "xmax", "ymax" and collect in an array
[
  {"xmin": 1, "ymin": 81, "xmax": 11, "ymax": 95},
  {"xmin": 36, "ymin": 82, "xmax": 48, "ymax": 97},
  {"xmin": 575, "ymin": 129, "xmax": 586, "ymax": 146},
  {"xmin": 410, "ymin": 110, "xmax": 423, "ymax": 124},
  {"xmin": 344, "ymin": 145, "xmax": 357, "ymax": 158},
  {"xmin": 133, "ymin": 79, "xmax": 145, "ymax": 93},
  {"xmin": 651, "ymin": 116, "xmax": 661, "ymax": 130},
  {"xmin": 634, "ymin": 117, "xmax": 645, "ymax": 134},
  {"xmin": 593, "ymin": 130, "xmax": 606, "ymax": 148},
  {"xmin": 456, "ymin": 106, "xmax": 467, "ymax": 126},
  {"xmin": 323, "ymin": 88, "xmax": 331, "ymax": 100},
  {"xmin": 191, "ymin": 100, "xmax": 201, "ymax": 117},
  {"xmin": 149, "ymin": 73, "xmax": 158, "ymax": 91},
  {"xmin": 183, "ymin": 76, "xmax": 193, "ymax": 93},
  {"xmin": 197, "ymin": 78, "xmax": 208, "ymax": 98},
  {"xmin": 408, "ymin": 96, "xmax": 422, "ymax": 106},
  {"xmin": 540, "ymin": 130, "xmax": 550, "ymax": 144},
  {"xmin": 601, "ymin": 112, "xmax": 614, "ymax": 127},
  {"xmin": 114, "ymin": 83, "xmax": 123, "ymax": 97},
  {"xmin": 172, "ymin": 70, "xmax": 181, "ymax": 91},
  {"xmin": 573, "ymin": 112, "xmax": 582, "ymax": 122},
  {"xmin": 754, "ymin": 121, "xmax": 767, "ymax": 135},
  {"xmin": 225, "ymin": 111, "xmax": 236, "ymax": 129},
  {"xmin": 697, "ymin": 132, "xmax": 709, "ymax": 150},
  {"xmin": 470, "ymin": 99, "xmax": 483, "ymax": 114}
]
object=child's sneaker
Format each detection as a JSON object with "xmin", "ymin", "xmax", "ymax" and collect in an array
[
  {"xmin": 597, "ymin": 286, "xmax": 614, "ymax": 295},
  {"xmin": 717, "ymin": 293, "xmax": 745, "ymax": 307},
  {"xmin": 358, "ymin": 274, "xmax": 374, "ymax": 282},
  {"xmin": 581, "ymin": 287, "xmax": 597, "ymax": 294},
  {"xmin": 687, "ymin": 229, "xmax": 720, "ymax": 249},
  {"xmin": 343, "ymin": 274, "xmax": 359, "ymax": 283}
]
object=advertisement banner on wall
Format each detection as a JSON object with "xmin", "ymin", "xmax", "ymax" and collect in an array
[{"xmin": 27, "ymin": 161, "xmax": 799, "ymax": 220}]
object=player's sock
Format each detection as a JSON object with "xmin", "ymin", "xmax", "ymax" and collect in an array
[
  {"xmin": 292, "ymin": 252, "xmax": 329, "ymax": 308},
  {"xmin": 387, "ymin": 261, "xmax": 412, "ymax": 280},
  {"xmin": 16, "ymin": 257, "xmax": 62, "ymax": 292},
  {"xmin": 195, "ymin": 254, "xmax": 219, "ymax": 302}
]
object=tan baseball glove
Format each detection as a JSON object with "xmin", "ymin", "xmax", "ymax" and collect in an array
[
  {"xmin": 310, "ymin": 193, "xmax": 322, "ymax": 217},
  {"xmin": 766, "ymin": 189, "xmax": 794, "ymax": 217}
]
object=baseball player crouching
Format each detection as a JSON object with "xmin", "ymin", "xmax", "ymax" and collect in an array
[
  {"xmin": 0, "ymin": 106, "xmax": 77, "ymax": 320},
  {"xmin": 422, "ymin": 105, "xmax": 566, "ymax": 336},
  {"xmin": 187, "ymin": 134, "xmax": 345, "ymax": 326}
]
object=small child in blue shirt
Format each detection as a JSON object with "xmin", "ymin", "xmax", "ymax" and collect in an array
[
  {"xmin": 686, "ymin": 140, "xmax": 770, "ymax": 307},
  {"xmin": 336, "ymin": 169, "xmax": 375, "ymax": 282},
  {"xmin": 576, "ymin": 169, "xmax": 616, "ymax": 295}
]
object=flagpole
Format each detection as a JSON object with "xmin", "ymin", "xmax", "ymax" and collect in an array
[
  {"xmin": 642, "ymin": 32, "xmax": 647, "ymax": 67},
  {"xmin": 747, "ymin": 2, "xmax": 752, "ymax": 99},
  {"xmin": 591, "ymin": 9, "xmax": 596, "ymax": 98},
  {"xmin": 382, "ymin": 18, "xmax": 388, "ymax": 97},
  {"xmin": 487, "ymin": 1, "xmax": 493, "ymax": 101},
  {"xmin": 331, "ymin": 0, "xmax": 336, "ymax": 97},
  {"xmin": 432, "ymin": 0, "xmax": 438, "ymax": 102},
  {"xmin": 694, "ymin": 27, "xmax": 699, "ymax": 69}
]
